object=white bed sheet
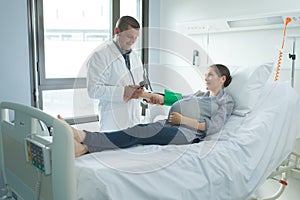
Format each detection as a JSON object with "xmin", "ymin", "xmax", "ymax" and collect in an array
[{"xmin": 75, "ymin": 82, "xmax": 299, "ymax": 200}]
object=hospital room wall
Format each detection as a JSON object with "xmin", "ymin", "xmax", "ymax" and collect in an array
[
  {"xmin": 151, "ymin": 0, "xmax": 300, "ymax": 94},
  {"xmin": 191, "ymin": 28, "xmax": 300, "ymax": 92},
  {"xmin": 0, "ymin": 0, "xmax": 32, "ymax": 106},
  {"xmin": 0, "ymin": 0, "xmax": 32, "ymax": 193}
]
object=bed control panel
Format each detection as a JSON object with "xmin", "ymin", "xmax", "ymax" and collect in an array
[{"xmin": 25, "ymin": 137, "xmax": 51, "ymax": 175}]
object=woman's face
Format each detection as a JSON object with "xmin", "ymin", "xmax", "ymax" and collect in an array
[
  {"xmin": 204, "ymin": 67, "xmax": 225, "ymax": 92},
  {"xmin": 117, "ymin": 26, "xmax": 139, "ymax": 51}
]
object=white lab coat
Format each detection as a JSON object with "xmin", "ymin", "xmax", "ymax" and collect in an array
[{"xmin": 86, "ymin": 40, "xmax": 144, "ymax": 131}]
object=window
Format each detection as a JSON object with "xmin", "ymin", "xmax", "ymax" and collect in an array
[
  {"xmin": 30, "ymin": 0, "xmax": 144, "ymax": 123},
  {"xmin": 42, "ymin": 0, "xmax": 111, "ymax": 79}
]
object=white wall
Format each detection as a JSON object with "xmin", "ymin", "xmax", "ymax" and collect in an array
[
  {"xmin": 0, "ymin": 0, "xmax": 32, "ymax": 106},
  {"xmin": 150, "ymin": 0, "xmax": 300, "ymax": 93},
  {"xmin": 0, "ymin": 0, "xmax": 31, "ymax": 193},
  {"xmin": 159, "ymin": 0, "xmax": 300, "ymax": 29}
]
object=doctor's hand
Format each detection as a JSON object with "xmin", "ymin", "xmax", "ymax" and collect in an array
[
  {"xmin": 124, "ymin": 85, "xmax": 144, "ymax": 102},
  {"xmin": 168, "ymin": 112, "xmax": 183, "ymax": 125}
]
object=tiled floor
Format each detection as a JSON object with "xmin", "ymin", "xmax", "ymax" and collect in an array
[{"xmin": 253, "ymin": 177, "xmax": 300, "ymax": 200}]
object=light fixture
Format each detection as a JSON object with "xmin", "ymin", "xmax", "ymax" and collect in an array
[
  {"xmin": 177, "ymin": 10, "xmax": 300, "ymax": 34},
  {"xmin": 227, "ymin": 16, "xmax": 284, "ymax": 28}
]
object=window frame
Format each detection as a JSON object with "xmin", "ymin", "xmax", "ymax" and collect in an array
[{"xmin": 28, "ymin": 0, "xmax": 149, "ymax": 122}]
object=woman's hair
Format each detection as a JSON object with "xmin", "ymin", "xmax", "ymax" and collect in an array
[
  {"xmin": 116, "ymin": 16, "xmax": 140, "ymax": 32},
  {"xmin": 211, "ymin": 64, "xmax": 232, "ymax": 87}
]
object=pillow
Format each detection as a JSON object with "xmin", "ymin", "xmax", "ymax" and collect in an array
[{"xmin": 225, "ymin": 62, "xmax": 273, "ymax": 116}]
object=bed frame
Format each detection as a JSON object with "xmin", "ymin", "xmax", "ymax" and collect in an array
[
  {"xmin": 251, "ymin": 151, "xmax": 300, "ymax": 200},
  {"xmin": 0, "ymin": 102, "xmax": 75, "ymax": 200},
  {"xmin": 0, "ymin": 82, "xmax": 299, "ymax": 200}
]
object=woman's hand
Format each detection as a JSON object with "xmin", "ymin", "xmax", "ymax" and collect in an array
[
  {"xmin": 148, "ymin": 93, "xmax": 164, "ymax": 105},
  {"xmin": 139, "ymin": 92, "xmax": 164, "ymax": 105},
  {"xmin": 169, "ymin": 112, "xmax": 205, "ymax": 131},
  {"xmin": 168, "ymin": 112, "xmax": 182, "ymax": 125}
]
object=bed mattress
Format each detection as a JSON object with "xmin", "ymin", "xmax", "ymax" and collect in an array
[{"xmin": 75, "ymin": 82, "xmax": 299, "ymax": 200}]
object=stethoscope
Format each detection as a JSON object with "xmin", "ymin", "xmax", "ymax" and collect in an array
[
  {"xmin": 116, "ymin": 36, "xmax": 153, "ymax": 91},
  {"xmin": 116, "ymin": 39, "xmax": 153, "ymax": 91},
  {"xmin": 125, "ymin": 54, "xmax": 153, "ymax": 91}
]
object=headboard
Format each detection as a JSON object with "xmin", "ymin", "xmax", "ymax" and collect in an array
[{"xmin": 0, "ymin": 102, "xmax": 76, "ymax": 200}]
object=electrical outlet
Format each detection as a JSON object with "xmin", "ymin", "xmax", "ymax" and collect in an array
[{"xmin": 186, "ymin": 25, "xmax": 210, "ymax": 33}]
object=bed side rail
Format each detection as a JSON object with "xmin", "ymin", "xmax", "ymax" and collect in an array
[{"xmin": 0, "ymin": 102, "xmax": 76, "ymax": 200}]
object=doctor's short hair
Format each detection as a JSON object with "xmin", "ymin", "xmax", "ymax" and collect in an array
[{"xmin": 116, "ymin": 16, "xmax": 140, "ymax": 32}]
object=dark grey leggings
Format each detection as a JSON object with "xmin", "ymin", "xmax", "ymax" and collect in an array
[{"xmin": 83, "ymin": 121, "xmax": 194, "ymax": 153}]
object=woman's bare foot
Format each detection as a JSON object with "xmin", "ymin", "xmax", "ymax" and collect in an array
[
  {"xmin": 57, "ymin": 115, "xmax": 88, "ymax": 157},
  {"xmin": 57, "ymin": 115, "xmax": 84, "ymax": 143},
  {"xmin": 74, "ymin": 139, "xmax": 89, "ymax": 157}
]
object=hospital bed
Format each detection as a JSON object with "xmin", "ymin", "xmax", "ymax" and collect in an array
[{"xmin": 0, "ymin": 81, "xmax": 299, "ymax": 199}]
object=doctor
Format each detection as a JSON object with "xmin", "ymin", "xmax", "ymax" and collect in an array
[{"xmin": 86, "ymin": 16, "xmax": 144, "ymax": 131}]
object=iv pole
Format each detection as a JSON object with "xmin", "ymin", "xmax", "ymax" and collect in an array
[
  {"xmin": 287, "ymin": 36, "xmax": 300, "ymax": 88},
  {"xmin": 288, "ymin": 36, "xmax": 297, "ymax": 88}
]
